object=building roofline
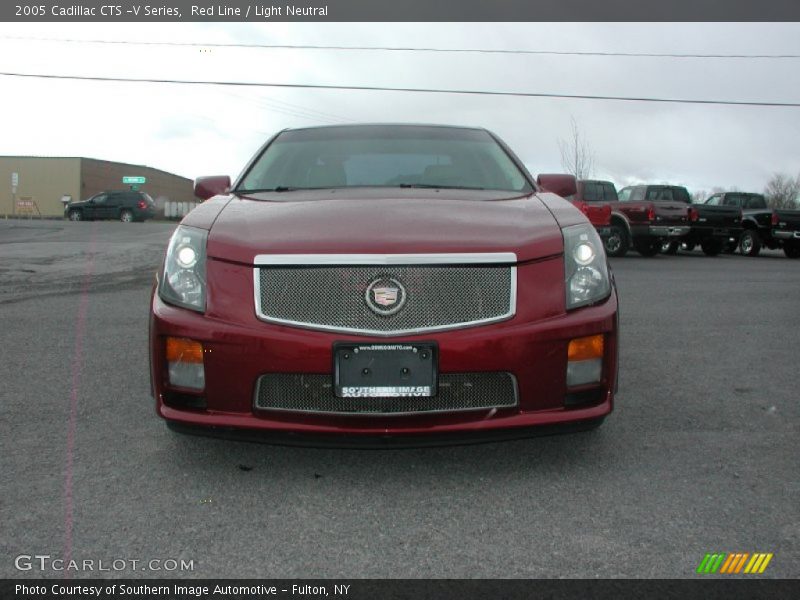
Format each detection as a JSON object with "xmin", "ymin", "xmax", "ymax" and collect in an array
[{"xmin": 0, "ymin": 155, "xmax": 192, "ymax": 182}]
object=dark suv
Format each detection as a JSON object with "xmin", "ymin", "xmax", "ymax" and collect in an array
[{"xmin": 65, "ymin": 190, "xmax": 156, "ymax": 222}]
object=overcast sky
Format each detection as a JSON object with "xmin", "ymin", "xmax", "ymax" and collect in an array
[{"xmin": 0, "ymin": 22, "xmax": 798, "ymax": 195}]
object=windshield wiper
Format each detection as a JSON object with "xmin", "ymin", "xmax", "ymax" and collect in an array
[
  {"xmin": 398, "ymin": 183, "xmax": 485, "ymax": 190},
  {"xmin": 236, "ymin": 186, "xmax": 299, "ymax": 193}
]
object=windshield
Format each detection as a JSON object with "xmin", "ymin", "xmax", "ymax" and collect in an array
[{"xmin": 237, "ymin": 125, "xmax": 531, "ymax": 194}]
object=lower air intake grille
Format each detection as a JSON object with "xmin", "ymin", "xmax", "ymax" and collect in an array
[{"xmin": 254, "ymin": 372, "xmax": 518, "ymax": 415}]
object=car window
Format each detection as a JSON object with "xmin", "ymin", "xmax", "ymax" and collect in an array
[
  {"xmin": 630, "ymin": 187, "xmax": 645, "ymax": 202},
  {"xmin": 583, "ymin": 182, "xmax": 603, "ymax": 202},
  {"xmin": 602, "ymin": 182, "xmax": 618, "ymax": 202},
  {"xmin": 646, "ymin": 187, "xmax": 673, "ymax": 201},
  {"xmin": 239, "ymin": 126, "xmax": 531, "ymax": 194},
  {"xmin": 618, "ymin": 187, "xmax": 631, "ymax": 202},
  {"xmin": 727, "ymin": 193, "xmax": 767, "ymax": 209},
  {"xmin": 672, "ymin": 187, "xmax": 691, "ymax": 204},
  {"xmin": 706, "ymin": 195, "xmax": 721, "ymax": 206},
  {"xmin": 93, "ymin": 194, "xmax": 108, "ymax": 204}
]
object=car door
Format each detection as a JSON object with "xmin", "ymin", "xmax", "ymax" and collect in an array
[
  {"xmin": 86, "ymin": 193, "xmax": 107, "ymax": 219},
  {"xmin": 103, "ymin": 192, "xmax": 123, "ymax": 220}
]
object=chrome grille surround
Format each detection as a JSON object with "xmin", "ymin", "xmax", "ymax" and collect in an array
[
  {"xmin": 254, "ymin": 372, "xmax": 519, "ymax": 415},
  {"xmin": 254, "ymin": 253, "xmax": 517, "ymax": 336}
]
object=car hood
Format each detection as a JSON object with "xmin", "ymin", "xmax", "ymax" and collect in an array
[{"xmin": 204, "ymin": 189, "xmax": 567, "ymax": 265}]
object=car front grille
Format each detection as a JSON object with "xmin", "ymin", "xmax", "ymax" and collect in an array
[
  {"xmin": 255, "ymin": 258, "xmax": 515, "ymax": 335},
  {"xmin": 254, "ymin": 372, "xmax": 518, "ymax": 415}
]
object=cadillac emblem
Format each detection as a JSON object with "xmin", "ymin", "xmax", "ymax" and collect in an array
[{"xmin": 365, "ymin": 277, "xmax": 406, "ymax": 316}]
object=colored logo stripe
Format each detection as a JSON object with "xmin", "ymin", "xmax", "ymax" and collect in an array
[
  {"xmin": 720, "ymin": 553, "xmax": 748, "ymax": 573},
  {"xmin": 697, "ymin": 554, "xmax": 725, "ymax": 574},
  {"xmin": 697, "ymin": 553, "xmax": 773, "ymax": 574}
]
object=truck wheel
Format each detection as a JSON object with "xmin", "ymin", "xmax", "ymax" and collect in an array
[
  {"xmin": 700, "ymin": 239, "xmax": 723, "ymax": 256},
  {"xmin": 68, "ymin": 210, "xmax": 82, "ymax": 221},
  {"xmin": 740, "ymin": 230, "xmax": 761, "ymax": 257},
  {"xmin": 120, "ymin": 209, "xmax": 134, "ymax": 223},
  {"xmin": 784, "ymin": 244, "xmax": 800, "ymax": 259},
  {"xmin": 604, "ymin": 226, "xmax": 629, "ymax": 258},
  {"xmin": 634, "ymin": 239, "xmax": 660, "ymax": 257},
  {"xmin": 681, "ymin": 241, "xmax": 696, "ymax": 252},
  {"xmin": 661, "ymin": 240, "xmax": 680, "ymax": 255}
]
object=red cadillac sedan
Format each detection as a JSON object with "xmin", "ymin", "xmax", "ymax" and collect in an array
[{"xmin": 149, "ymin": 124, "xmax": 618, "ymax": 445}]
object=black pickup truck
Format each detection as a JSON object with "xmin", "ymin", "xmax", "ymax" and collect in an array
[
  {"xmin": 704, "ymin": 192, "xmax": 800, "ymax": 258},
  {"xmin": 656, "ymin": 186, "xmax": 742, "ymax": 256}
]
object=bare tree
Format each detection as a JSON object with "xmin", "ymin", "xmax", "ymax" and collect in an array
[
  {"xmin": 558, "ymin": 117, "xmax": 595, "ymax": 180},
  {"xmin": 691, "ymin": 190, "xmax": 708, "ymax": 204},
  {"xmin": 764, "ymin": 173, "xmax": 800, "ymax": 209}
]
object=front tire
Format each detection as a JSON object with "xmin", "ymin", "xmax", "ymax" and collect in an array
[
  {"xmin": 634, "ymin": 239, "xmax": 660, "ymax": 257},
  {"xmin": 604, "ymin": 225, "xmax": 629, "ymax": 258},
  {"xmin": 68, "ymin": 210, "xmax": 82, "ymax": 221},
  {"xmin": 120, "ymin": 209, "xmax": 134, "ymax": 223},
  {"xmin": 700, "ymin": 239, "xmax": 723, "ymax": 256},
  {"xmin": 740, "ymin": 230, "xmax": 761, "ymax": 257}
]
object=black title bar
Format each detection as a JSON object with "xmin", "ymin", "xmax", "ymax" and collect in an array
[{"xmin": 3, "ymin": 579, "xmax": 800, "ymax": 600}]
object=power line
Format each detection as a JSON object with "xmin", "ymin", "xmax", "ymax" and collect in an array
[
  {"xmin": 219, "ymin": 91, "xmax": 352, "ymax": 124},
  {"xmin": 2, "ymin": 70, "xmax": 798, "ymax": 108},
  {"xmin": 2, "ymin": 34, "xmax": 799, "ymax": 60}
]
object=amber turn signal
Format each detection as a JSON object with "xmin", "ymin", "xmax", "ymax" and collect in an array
[
  {"xmin": 166, "ymin": 337, "xmax": 204, "ymax": 363},
  {"xmin": 568, "ymin": 334, "xmax": 604, "ymax": 362}
]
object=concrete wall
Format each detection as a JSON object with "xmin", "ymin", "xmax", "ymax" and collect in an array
[{"xmin": 0, "ymin": 157, "xmax": 81, "ymax": 217}]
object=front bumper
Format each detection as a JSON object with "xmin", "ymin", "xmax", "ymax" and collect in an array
[{"xmin": 150, "ymin": 282, "xmax": 618, "ymax": 440}]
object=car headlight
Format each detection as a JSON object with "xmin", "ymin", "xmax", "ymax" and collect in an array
[
  {"xmin": 563, "ymin": 223, "xmax": 611, "ymax": 310},
  {"xmin": 158, "ymin": 225, "xmax": 208, "ymax": 312}
]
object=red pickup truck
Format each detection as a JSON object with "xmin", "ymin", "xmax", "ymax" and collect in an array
[{"xmin": 574, "ymin": 182, "xmax": 691, "ymax": 257}]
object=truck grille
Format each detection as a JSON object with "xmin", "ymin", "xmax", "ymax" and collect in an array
[
  {"xmin": 254, "ymin": 372, "xmax": 518, "ymax": 415},
  {"xmin": 255, "ymin": 259, "xmax": 515, "ymax": 335}
]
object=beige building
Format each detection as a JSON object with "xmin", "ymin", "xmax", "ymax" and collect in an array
[{"xmin": 0, "ymin": 156, "xmax": 199, "ymax": 217}]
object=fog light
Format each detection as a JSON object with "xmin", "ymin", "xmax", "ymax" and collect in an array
[
  {"xmin": 567, "ymin": 335, "xmax": 604, "ymax": 387},
  {"xmin": 166, "ymin": 337, "xmax": 205, "ymax": 390},
  {"xmin": 567, "ymin": 359, "xmax": 602, "ymax": 387}
]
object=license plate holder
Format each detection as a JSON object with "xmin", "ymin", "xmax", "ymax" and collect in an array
[{"xmin": 333, "ymin": 343, "xmax": 437, "ymax": 398}]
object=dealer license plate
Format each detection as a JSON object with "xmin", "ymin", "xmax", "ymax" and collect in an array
[{"xmin": 333, "ymin": 343, "xmax": 437, "ymax": 398}]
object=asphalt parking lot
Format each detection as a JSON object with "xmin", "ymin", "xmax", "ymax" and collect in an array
[{"xmin": 0, "ymin": 220, "xmax": 797, "ymax": 579}]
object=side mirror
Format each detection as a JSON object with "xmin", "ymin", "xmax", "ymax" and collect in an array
[
  {"xmin": 536, "ymin": 174, "xmax": 578, "ymax": 199},
  {"xmin": 194, "ymin": 175, "xmax": 231, "ymax": 200}
]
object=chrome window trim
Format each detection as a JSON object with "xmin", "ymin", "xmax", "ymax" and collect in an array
[{"xmin": 253, "ymin": 253, "xmax": 517, "ymax": 337}]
